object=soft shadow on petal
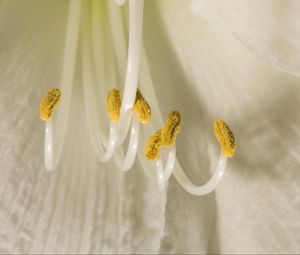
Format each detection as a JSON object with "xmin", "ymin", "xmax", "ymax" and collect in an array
[
  {"xmin": 0, "ymin": 0, "xmax": 69, "ymax": 253},
  {"xmin": 190, "ymin": 0, "xmax": 300, "ymax": 76},
  {"xmin": 144, "ymin": 0, "xmax": 300, "ymax": 253}
]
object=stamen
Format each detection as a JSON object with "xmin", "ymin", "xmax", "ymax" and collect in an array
[
  {"xmin": 114, "ymin": 0, "xmax": 144, "ymax": 144},
  {"xmin": 107, "ymin": 88, "xmax": 122, "ymax": 121},
  {"xmin": 119, "ymin": 0, "xmax": 144, "ymax": 115},
  {"xmin": 161, "ymin": 111, "xmax": 181, "ymax": 146},
  {"xmin": 133, "ymin": 89, "xmax": 151, "ymax": 124},
  {"xmin": 40, "ymin": 88, "xmax": 61, "ymax": 121},
  {"xmin": 214, "ymin": 119, "xmax": 236, "ymax": 157},
  {"xmin": 144, "ymin": 129, "xmax": 163, "ymax": 160}
]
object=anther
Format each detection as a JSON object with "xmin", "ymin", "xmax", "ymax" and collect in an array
[
  {"xmin": 144, "ymin": 129, "xmax": 163, "ymax": 160},
  {"xmin": 214, "ymin": 119, "xmax": 236, "ymax": 157},
  {"xmin": 161, "ymin": 111, "xmax": 181, "ymax": 146},
  {"xmin": 40, "ymin": 88, "xmax": 61, "ymax": 121},
  {"xmin": 107, "ymin": 88, "xmax": 122, "ymax": 121},
  {"xmin": 133, "ymin": 89, "xmax": 151, "ymax": 124}
]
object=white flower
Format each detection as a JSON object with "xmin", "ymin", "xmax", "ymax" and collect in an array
[{"xmin": 0, "ymin": 0, "xmax": 300, "ymax": 253}]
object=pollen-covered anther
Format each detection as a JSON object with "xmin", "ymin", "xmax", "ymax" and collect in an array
[
  {"xmin": 161, "ymin": 111, "xmax": 181, "ymax": 146},
  {"xmin": 133, "ymin": 89, "xmax": 151, "ymax": 124},
  {"xmin": 39, "ymin": 88, "xmax": 61, "ymax": 121},
  {"xmin": 144, "ymin": 129, "xmax": 163, "ymax": 160},
  {"xmin": 107, "ymin": 88, "xmax": 122, "ymax": 121},
  {"xmin": 214, "ymin": 119, "xmax": 236, "ymax": 157}
]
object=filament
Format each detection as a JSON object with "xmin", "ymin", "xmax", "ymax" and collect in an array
[
  {"xmin": 155, "ymin": 145, "xmax": 176, "ymax": 192},
  {"xmin": 44, "ymin": 119, "xmax": 54, "ymax": 171},
  {"xmin": 173, "ymin": 153, "xmax": 228, "ymax": 196},
  {"xmin": 118, "ymin": 0, "xmax": 144, "ymax": 143},
  {"xmin": 114, "ymin": 117, "xmax": 140, "ymax": 171},
  {"xmin": 81, "ymin": 0, "xmax": 117, "ymax": 162},
  {"xmin": 43, "ymin": 0, "xmax": 81, "ymax": 171},
  {"xmin": 54, "ymin": 0, "xmax": 81, "ymax": 164}
]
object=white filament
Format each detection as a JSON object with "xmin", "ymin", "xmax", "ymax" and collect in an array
[
  {"xmin": 44, "ymin": 119, "xmax": 54, "ymax": 171},
  {"xmin": 97, "ymin": 122, "xmax": 118, "ymax": 162},
  {"xmin": 114, "ymin": 116, "xmax": 140, "ymax": 171},
  {"xmin": 155, "ymin": 146, "xmax": 176, "ymax": 191},
  {"xmin": 118, "ymin": 0, "xmax": 144, "ymax": 144},
  {"xmin": 43, "ymin": 0, "xmax": 81, "ymax": 171},
  {"xmin": 155, "ymin": 159, "xmax": 165, "ymax": 192},
  {"xmin": 155, "ymin": 148, "xmax": 228, "ymax": 195},
  {"xmin": 80, "ymin": 0, "xmax": 144, "ymax": 166},
  {"xmin": 81, "ymin": 0, "xmax": 117, "ymax": 162},
  {"xmin": 174, "ymin": 152, "xmax": 228, "ymax": 196}
]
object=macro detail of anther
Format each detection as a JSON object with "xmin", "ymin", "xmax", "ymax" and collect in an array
[
  {"xmin": 107, "ymin": 88, "xmax": 122, "ymax": 121},
  {"xmin": 133, "ymin": 89, "xmax": 151, "ymax": 124},
  {"xmin": 161, "ymin": 111, "xmax": 181, "ymax": 146},
  {"xmin": 39, "ymin": 88, "xmax": 61, "ymax": 121},
  {"xmin": 144, "ymin": 129, "xmax": 163, "ymax": 160},
  {"xmin": 214, "ymin": 119, "xmax": 236, "ymax": 157}
]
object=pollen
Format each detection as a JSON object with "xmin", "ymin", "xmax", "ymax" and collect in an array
[
  {"xmin": 144, "ymin": 129, "xmax": 163, "ymax": 160},
  {"xmin": 133, "ymin": 89, "xmax": 151, "ymax": 124},
  {"xmin": 39, "ymin": 88, "xmax": 61, "ymax": 121},
  {"xmin": 107, "ymin": 88, "xmax": 122, "ymax": 121},
  {"xmin": 161, "ymin": 111, "xmax": 181, "ymax": 146},
  {"xmin": 214, "ymin": 119, "xmax": 236, "ymax": 157}
]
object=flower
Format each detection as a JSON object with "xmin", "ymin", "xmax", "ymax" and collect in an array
[{"xmin": 0, "ymin": 0, "xmax": 300, "ymax": 253}]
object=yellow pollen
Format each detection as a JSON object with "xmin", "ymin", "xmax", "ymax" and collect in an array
[
  {"xmin": 39, "ymin": 88, "xmax": 61, "ymax": 121},
  {"xmin": 144, "ymin": 129, "xmax": 163, "ymax": 160},
  {"xmin": 214, "ymin": 119, "xmax": 236, "ymax": 157},
  {"xmin": 161, "ymin": 111, "xmax": 181, "ymax": 146},
  {"xmin": 133, "ymin": 89, "xmax": 151, "ymax": 124},
  {"xmin": 107, "ymin": 88, "xmax": 122, "ymax": 121}
]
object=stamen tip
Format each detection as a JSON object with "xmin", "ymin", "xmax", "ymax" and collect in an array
[
  {"xmin": 133, "ymin": 89, "xmax": 152, "ymax": 124},
  {"xmin": 214, "ymin": 119, "xmax": 236, "ymax": 157},
  {"xmin": 145, "ymin": 129, "xmax": 162, "ymax": 160},
  {"xmin": 161, "ymin": 111, "xmax": 181, "ymax": 146},
  {"xmin": 107, "ymin": 88, "xmax": 122, "ymax": 121},
  {"xmin": 39, "ymin": 88, "xmax": 61, "ymax": 121}
]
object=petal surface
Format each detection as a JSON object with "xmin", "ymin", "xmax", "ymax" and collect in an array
[{"xmin": 190, "ymin": 0, "xmax": 300, "ymax": 76}]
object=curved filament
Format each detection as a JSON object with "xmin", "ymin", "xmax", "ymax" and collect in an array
[
  {"xmin": 155, "ymin": 145, "xmax": 176, "ymax": 191},
  {"xmin": 114, "ymin": 116, "xmax": 140, "ymax": 171},
  {"xmin": 173, "ymin": 152, "xmax": 228, "ymax": 196}
]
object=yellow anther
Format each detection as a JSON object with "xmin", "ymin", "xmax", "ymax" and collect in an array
[
  {"xmin": 161, "ymin": 111, "xmax": 181, "ymax": 146},
  {"xmin": 107, "ymin": 88, "xmax": 122, "ymax": 121},
  {"xmin": 214, "ymin": 119, "xmax": 236, "ymax": 157},
  {"xmin": 133, "ymin": 89, "xmax": 151, "ymax": 124},
  {"xmin": 144, "ymin": 129, "xmax": 163, "ymax": 160},
  {"xmin": 39, "ymin": 88, "xmax": 61, "ymax": 121}
]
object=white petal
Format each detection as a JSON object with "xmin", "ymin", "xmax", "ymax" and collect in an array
[
  {"xmin": 190, "ymin": 0, "xmax": 300, "ymax": 76},
  {"xmin": 1, "ymin": 0, "xmax": 300, "ymax": 254},
  {"xmin": 143, "ymin": 0, "xmax": 300, "ymax": 253}
]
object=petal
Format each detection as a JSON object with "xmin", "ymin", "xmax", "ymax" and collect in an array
[
  {"xmin": 190, "ymin": 0, "xmax": 300, "ymax": 76},
  {"xmin": 143, "ymin": 0, "xmax": 300, "ymax": 253}
]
